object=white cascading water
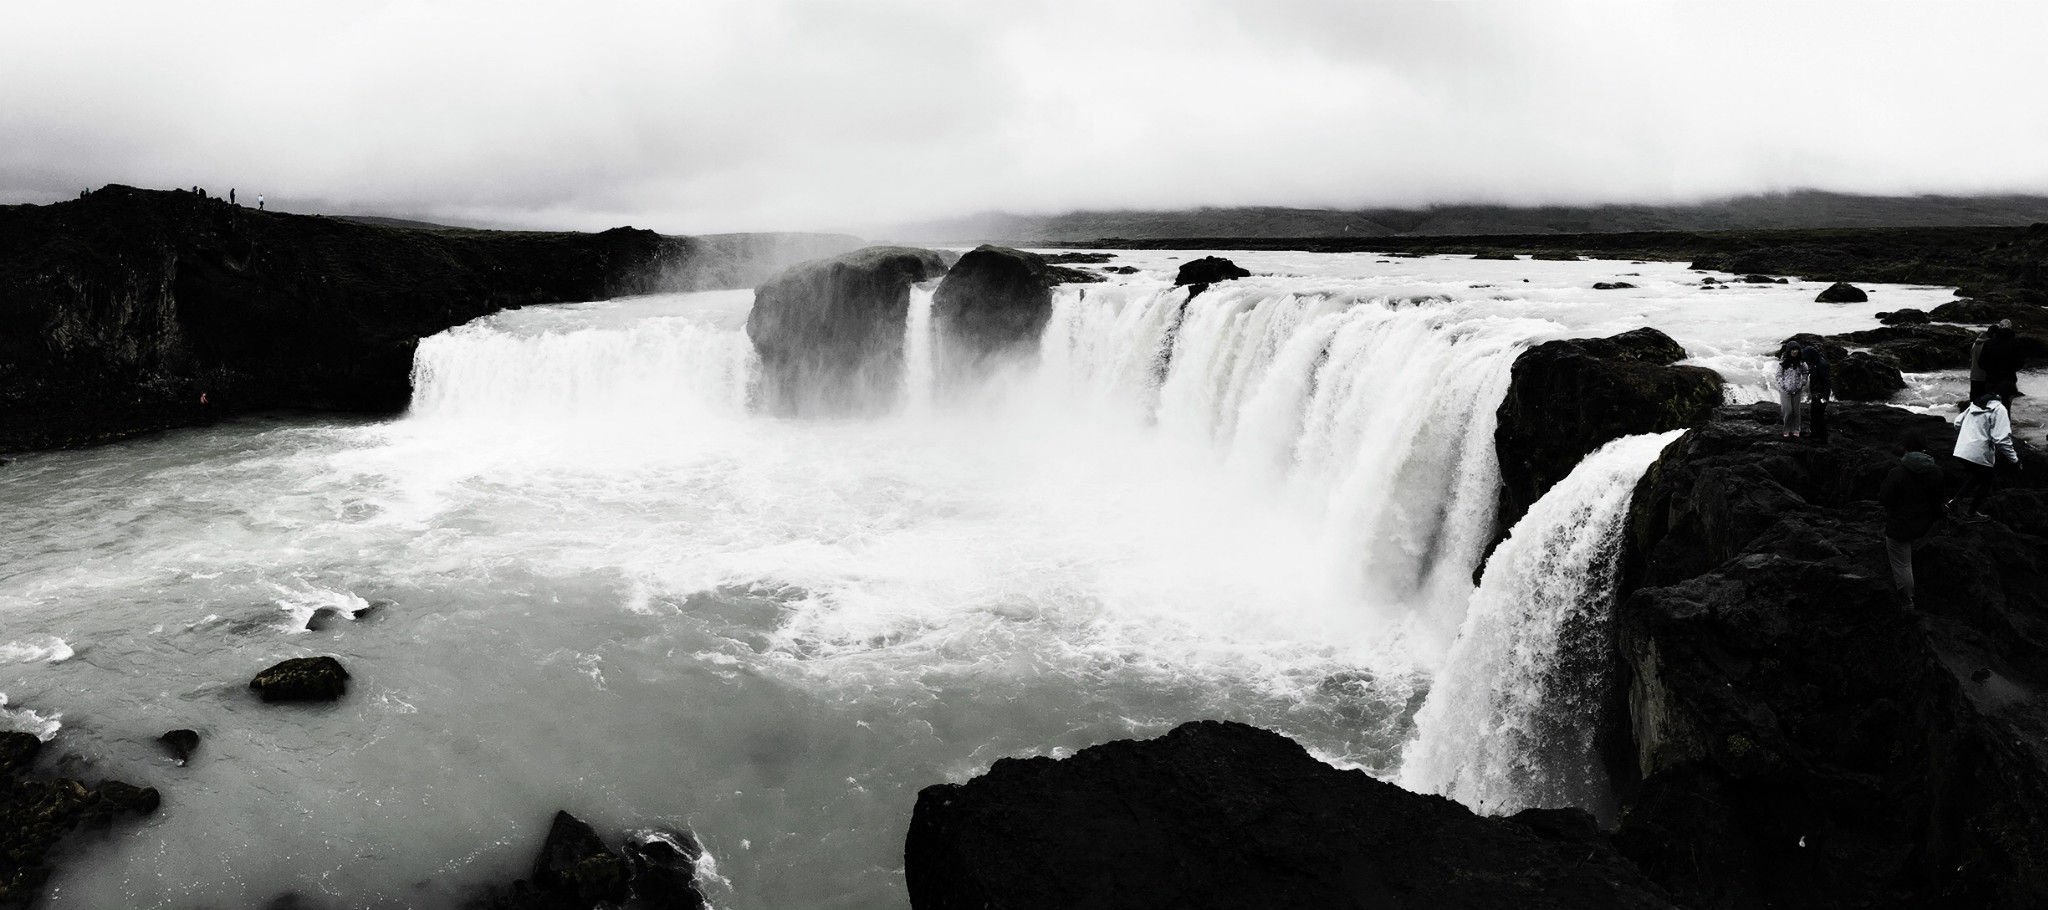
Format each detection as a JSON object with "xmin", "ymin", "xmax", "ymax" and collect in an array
[{"xmin": 1398, "ymin": 429, "xmax": 1684, "ymax": 819}]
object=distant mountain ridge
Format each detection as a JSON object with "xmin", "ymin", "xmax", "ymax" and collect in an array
[{"xmin": 883, "ymin": 191, "xmax": 2048, "ymax": 244}]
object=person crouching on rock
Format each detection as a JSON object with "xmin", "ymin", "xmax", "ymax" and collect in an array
[
  {"xmin": 1774, "ymin": 341, "xmax": 1810, "ymax": 437},
  {"xmin": 1949, "ymin": 393, "xmax": 2023, "ymax": 523},
  {"xmin": 1879, "ymin": 431, "xmax": 1947, "ymax": 609},
  {"xmin": 1801, "ymin": 341, "xmax": 1832, "ymax": 443}
]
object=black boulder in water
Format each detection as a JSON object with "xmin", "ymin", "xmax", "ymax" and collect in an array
[
  {"xmin": 1, "ymin": 729, "xmax": 161, "ymax": 908},
  {"xmin": 745, "ymin": 245, "xmax": 949, "ymax": 416},
  {"xmin": 904, "ymin": 720, "xmax": 1677, "ymax": 910},
  {"xmin": 249, "ymin": 656, "xmax": 351, "ymax": 702}
]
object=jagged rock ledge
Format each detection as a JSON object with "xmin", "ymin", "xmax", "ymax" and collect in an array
[
  {"xmin": 0, "ymin": 185, "xmax": 860, "ymax": 454},
  {"xmin": 905, "ymin": 720, "xmax": 1676, "ymax": 910},
  {"xmin": 1, "ymin": 729, "xmax": 161, "ymax": 907}
]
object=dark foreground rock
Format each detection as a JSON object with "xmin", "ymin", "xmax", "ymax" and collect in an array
[
  {"xmin": 2, "ymin": 729, "xmax": 161, "ymax": 908},
  {"xmin": 1816, "ymin": 281, "xmax": 1868, "ymax": 302},
  {"xmin": 745, "ymin": 245, "xmax": 948, "ymax": 416},
  {"xmin": 1824, "ymin": 324, "xmax": 1977, "ymax": 372},
  {"xmin": 1610, "ymin": 402, "xmax": 2048, "ymax": 909},
  {"xmin": 1493, "ymin": 326, "xmax": 1723, "ymax": 544},
  {"xmin": 905, "ymin": 720, "xmax": 1676, "ymax": 910},
  {"xmin": 1171, "ymin": 256, "xmax": 1250, "ymax": 295},
  {"xmin": 468, "ymin": 812, "xmax": 704, "ymax": 910},
  {"xmin": 930, "ymin": 245, "xmax": 1066, "ymax": 381},
  {"xmin": 1831, "ymin": 351, "xmax": 1908, "ymax": 401},
  {"xmin": 0, "ymin": 186, "xmax": 859, "ymax": 455},
  {"xmin": 249, "ymin": 656, "xmax": 351, "ymax": 702}
]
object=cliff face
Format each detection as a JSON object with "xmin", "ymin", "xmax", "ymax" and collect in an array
[
  {"xmin": 0, "ymin": 186, "xmax": 859, "ymax": 453},
  {"xmin": 744, "ymin": 245, "xmax": 949, "ymax": 416},
  {"xmin": 1611, "ymin": 404, "xmax": 2048, "ymax": 909}
]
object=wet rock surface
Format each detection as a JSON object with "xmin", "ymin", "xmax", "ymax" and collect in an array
[
  {"xmin": 1815, "ymin": 281, "xmax": 1868, "ymax": 302},
  {"xmin": 745, "ymin": 245, "xmax": 948, "ymax": 416},
  {"xmin": 1493, "ymin": 326, "xmax": 1723, "ymax": 545},
  {"xmin": 157, "ymin": 729, "xmax": 200, "ymax": 765},
  {"xmin": 1830, "ymin": 351, "xmax": 1908, "ymax": 401},
  {"xmin": 930, "ymin": 245, "xmax": 1072, "ymax": 381},
  {"xmin": 1171, "ymin": 256, "xmax": 1249, "ymax": 296},
  {"xmin": 1609, "ymin": 402, "xmax": 2048, "ymax": 909},
  {"xmin": 1, "ymin": 729, "xmax": 161, "ymax": 908},
  {"xmin": 905, "ymin": 720, "xmax": 1676, "ymax": 910},
  {"xmin": 468, "ymin": 812, "xmax": 705, "ymax": 910},
  {"xmin": 249, "ymin": 655, "xmax": 351, "ymax": 702}
]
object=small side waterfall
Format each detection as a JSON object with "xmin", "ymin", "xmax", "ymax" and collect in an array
[{"xmin": 1397, "ymin": 429, "xmax": 1683, "ymax": 818}]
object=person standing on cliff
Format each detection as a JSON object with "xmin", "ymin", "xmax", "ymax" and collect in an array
[
  {"xmin": 230, "ymin": 188, "xmax": 236, "ymax": 205},
  {"xmin": 1775, "ymin": 341, "xmax": 1810, "ymax": 437},
  {"xmin": 1801, "ymin": 342, "xmax": 1833, "ymax": 443},
  {"xmin": 258, "ymin": 194, "xmax": 265, "ymax": 211},
  {"xmin": 1949, "ymin": 393, "xmax": 2022, "ymax": 522},
  {"xmin": 1879, "ymin": 432, "xmax": 1947, "ymax": 609}
]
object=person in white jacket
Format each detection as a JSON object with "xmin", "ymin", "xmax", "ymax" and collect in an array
[
  {"xmin": 1774, "ymin": 341, "xmax": 1810, "ymax": 437},
  {"xmin": 1949, "ymin": 394, "xmax": 2023, "ymax": 522}
]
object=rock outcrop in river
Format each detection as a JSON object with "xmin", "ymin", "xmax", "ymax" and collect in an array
[
  {"xmin": 745, "ymin": 246, "xmax": 949, "ymax": 416},
  {"xmin": 930, "ymin": 245, "xmax": 1097, "ymax": 384},
  {"xmin": 0, "ymin": 186, "xmax": 859, "ymax": 455},
  {"xmin": 2, "ymin": 729, "xmax": 160, "ymax": 907},
  {"xmin": 1610, "ymin": 402, "xmax": 2048, "ymax": 908},
  {"xmin": 905, "ymin": 720, "xmax": 1676, "ymax": 910},
  {"xmin": 1492, "ymin": 327, "xmax": 1723, "ymax": 545}
]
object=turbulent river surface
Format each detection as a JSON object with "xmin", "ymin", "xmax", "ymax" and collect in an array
[{"xmin": 0, "ymin": 251, "xmax": 1977, "ymax": 908}]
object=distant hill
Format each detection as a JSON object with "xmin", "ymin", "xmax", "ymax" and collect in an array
[{"xmin": 882, "ymin": 191, "xmax": 2048, "ymax": 244}]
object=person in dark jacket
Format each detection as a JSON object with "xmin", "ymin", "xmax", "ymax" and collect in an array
[
  {"xmin": 1978, "ymin": 321, "xmax": 2024, "ymax": 408},
  {"xmin": 1878, "ymin": 431, "xmax": 1948, "ymax": 608},
  {"xmin": 1801, "ymin": 342, "xmax": 1832, "ymax": 443}
]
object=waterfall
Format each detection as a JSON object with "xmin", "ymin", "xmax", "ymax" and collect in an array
[
  {"xmin": 1397, "ymin": 429, "xmax": 1683, "ymax": 819},
  {"xmin": 408, "ymin": 301, "xmax": 756, "ymax": 426},
  {"xmin": 1036, "ymin": 280, "xmax": 1554, "ymax": 640},
  {"xmin": 901, "ymin": 286, "xmax": 937, "ymax": 415}
]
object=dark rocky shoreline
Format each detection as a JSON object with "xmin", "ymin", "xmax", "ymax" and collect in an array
[{"xmin": 0, "ymin": 185, "xmax": 856, "ymax": 454}]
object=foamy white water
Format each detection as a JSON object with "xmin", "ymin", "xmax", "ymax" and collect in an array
[
  {"xmin": 0, "ymin": 252, "xmax": 1959, "ymax": 909},
  {"xmin": 1398, "ymin": 429, "xmax": 1683, "ymax": 819}
]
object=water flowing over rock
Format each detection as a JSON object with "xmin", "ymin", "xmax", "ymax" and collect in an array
[
  {"xmin": 745, "ymin": 246, "xmax": 948, "ymax": 416},
  {"xmin": 904, "ymin": 720, "xmax": 1677, "ymax": 910},
  {"xmin": 1492, "ymin": 327, "xmax": 1722, "ymax": 549},
  {"xmin": 1815, "ymin": 281, "xmax": 1868, "ymax": 302},
  {"xmin": 1609, "ymin": 402, "xmax": 2048, "ymax": 909},
  {"xmin": 249, "ymin": 656, "xmax": 351, "ymax": 702},
  {"xmin": 930, "ymin": 245, "xmax": 1061, "ymax": 382},
  {"xmin": 0, "ymin": 186, "xmax": 858, "ymax": 455},
  {"xmin": 469, "ymin": 813, "xmax": 705, "ymax": 910}
]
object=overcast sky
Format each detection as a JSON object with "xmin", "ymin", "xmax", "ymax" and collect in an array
[{"xmin": 5, "ymin": 1, "xmax": 2046, "ymax": 233}]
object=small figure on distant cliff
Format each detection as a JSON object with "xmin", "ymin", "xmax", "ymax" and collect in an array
[
  {"xmin": 1878, "ymin": 431, "xmax": 1947, "ymax": 608},
  {"xmin": 1979, "ymin": 320, "xmax": 2024, "ymax": 409},
  {"xmin": 1774, "ymin": 341, "xmax": 1810, "ymax": 437},
  {"xmin": 1948, "ymin": 394, "xmax": 2022, "ymax": 523},
  {"xmin": 230, "ymin": 189, "xmax": 236, "ymax": 205},
  {"xmin": 1801, "ymin": 342, "xmax": 1832, "ymax": 443},
  {"xmin": 258, "ymin": 194, "xmax": 265, "ymax": 211}
]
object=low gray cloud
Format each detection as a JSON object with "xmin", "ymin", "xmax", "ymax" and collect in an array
[{"xmin": 5, "ymin": 0, "xmax": 2044, "ymax": 233}]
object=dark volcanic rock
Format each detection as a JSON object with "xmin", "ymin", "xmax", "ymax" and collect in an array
[
  {"xmin": 1876, "ymin": 308, "xmax": 1930, "ymax": 325},
  {"xmin": 1493, "ymin": 327, "xmax": 1723, "ymax": 544},
  {"xmin": 0, "ymin": 186, "xmax": 787, "ymax": 454},
  {"xmin": 1830, "ymin": 351, "xmax": 1907, "ymax": 401},
  {"xmin": 1611, "ymin": 402, "xmax": 2048, "ymax": 909},
  {"xmin": 158, "ymin": 729, "xmax": 200, "ymax": 765},
  {"xmin": 2, "ymin": 728, "xmax": 161, "ymax": 908},
  {"xmin": 931, "ymin": 245, "xmax": 1062, "ymax": 381},
  {"xmin": 745, "ymin": 246, "xmax": 948, "ymax": 416},
  {"xmin": 249, "ymin": 656, "xmax": 351, "ymax": 702},
  {"xmin": 1171, "ymin": 256, "xmax": 1250, "ymax": 292},
  {"xmin": 1593, "ymin": 281, "xmax": 1637, "ymax": 290},
  {"xmin": 1825, "ymin": 324, "xmax": 1977, "ymax": 372},
  {"xmin": 905, "ymin": 720, "xmax": 1676, "ymax": 910},
  {"xmin": 1471, "ymin": 251, "xmax": 1520, "ymax": 260},
  {"xmin": 1531, "ymin": 251, "xmax": 1581, "ymax": 261},
  {"xmin": 471, "ymin": 813, "xmax": 703, "ymax": 910},
  {"xmin": 1815, "ymin": 281, "xmax": 1868, "ymax": 303}
]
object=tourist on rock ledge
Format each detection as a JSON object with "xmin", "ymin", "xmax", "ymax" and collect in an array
[
  {"xmin": 1949, "ymin": 393, "xmax": 2022, "ymax": 523},
  {"xmin": 1801, "ymin": 341, "xmax": 1832, "ymax": 443},
  {"xmin": 1878, "ymin": 431, "xmax": 1947, "ymax": 609},
  {"xmin": 1774, "ymin": 340, "xmax": 1810, "ymax": 438}
]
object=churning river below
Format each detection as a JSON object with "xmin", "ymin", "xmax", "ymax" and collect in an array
[{"xmin": 0, "ymin": 251, "xmax": 1989, "ymax": 908}]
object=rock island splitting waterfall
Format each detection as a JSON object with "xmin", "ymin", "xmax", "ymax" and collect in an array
[{"xmin": 1398, "ymin": 430, "xmax": 1685, "ymax": 818}]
